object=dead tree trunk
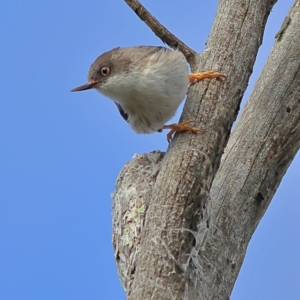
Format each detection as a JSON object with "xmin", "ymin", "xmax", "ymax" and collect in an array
[{"xmin": 112, "ymin": 0, "xmax": 300, "ymax": 299}]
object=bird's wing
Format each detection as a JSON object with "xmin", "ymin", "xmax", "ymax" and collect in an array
[
  {"xmin": 114, "ymin": 102, "xmax": 128, "ymax": 122},
  {"xmin": 129, "ymin": 46, "xmax": 169, "ymax": 61}
]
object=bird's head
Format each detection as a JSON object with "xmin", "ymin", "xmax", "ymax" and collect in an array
[{"xmin": 71, "ymin": 54, "xmax": 113, "ymax": 93}]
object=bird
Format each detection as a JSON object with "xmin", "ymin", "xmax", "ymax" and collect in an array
[{"xmin": 71, "ymin": 46, "xmax": 225, "ymax": 142}]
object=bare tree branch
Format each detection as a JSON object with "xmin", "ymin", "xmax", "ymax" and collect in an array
[
  {"xmin": 113, "ymin": 0, "xmax": 286, "ymax": 299},
  {"xmin": 124, "ymin": 0, "xmax": 197, "ymax": 65},
  {"xmin": 201, "ymin": 1, "xmax": 300, "ymax": 296}
]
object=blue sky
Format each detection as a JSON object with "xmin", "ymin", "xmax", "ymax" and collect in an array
[{"xmin": 0, "ymin": 1, "xmax": 299, "ymax": 299}]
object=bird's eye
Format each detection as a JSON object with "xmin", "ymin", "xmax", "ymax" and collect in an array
[{"xmin": 101, "ymin": 67, "xmax": 110, "ymax": 76}]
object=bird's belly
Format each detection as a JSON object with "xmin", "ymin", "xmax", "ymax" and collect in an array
[
  {"xmin": 123, "ymin": 73, "xmax": 188, "ymax": 133},
  {"xmin": 126, "ymin": 93, "xmax": 182, "ymax": 133}
]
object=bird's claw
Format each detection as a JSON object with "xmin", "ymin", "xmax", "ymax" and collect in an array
[
  {"xmin": 189, "ymin": 71, "xmax": 227, "ymax": 84},
  {"xmin": 162, "ymin": 120, "xmax": 204, "ymax": 143}
]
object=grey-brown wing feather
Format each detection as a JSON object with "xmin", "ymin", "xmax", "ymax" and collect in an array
[
  {"xmin": 115, "ymin": 46, "xmax": 169, "ymax": 68},
  {"xmin": 114, "ymin": 102, "xmax": 128, "ymax": 122},
  {"xmin": 129, "ymin": 46, "xmax": 167, "ymax": 59}
]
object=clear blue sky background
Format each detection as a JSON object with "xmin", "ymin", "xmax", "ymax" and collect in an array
[{"xmin": 1, "ymin": 1, "xmax": 299, "ymax": 299}]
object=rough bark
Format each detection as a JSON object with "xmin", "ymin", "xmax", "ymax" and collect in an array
[
  {"xmin": 193, "ymin": 0, "xmax": 300, "ymax": 297},
  {"xmin": 112, "ymin": 0, "xmax": 299, "ymax": 299}
]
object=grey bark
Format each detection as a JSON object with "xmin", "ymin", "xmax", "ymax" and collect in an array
[
  {"xmin": 112, "ymin": 0, "xmax": 300, "ymax": 299},
  {"xmin": 124, "ymin": 0, "xmax": 197, "ymax": 65}
]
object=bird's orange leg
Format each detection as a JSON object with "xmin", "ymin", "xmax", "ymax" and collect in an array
[
  {"xmin": 162, "ymin": 120, "xmax": 204, "ymax": 143},
  {"xmin": 161, "ymin": 72, "xmax": 225, "ymax": 142},
  {"xmin": 189, "ymin": 71, "xmax": 226, "ymax": 84}
]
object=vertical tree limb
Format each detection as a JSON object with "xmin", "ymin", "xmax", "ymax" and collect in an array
[
  {"xmin": 113, "ymin": 0, "xmax": 290, "ymax": 299},
  {"xmin": 205, "ymin": 2, "xmax": 300, "ymax": 296}
]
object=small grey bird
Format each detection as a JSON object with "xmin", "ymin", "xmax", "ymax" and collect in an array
[{"xmin": 71, "ymin": 46, "xmax": 225, "ymax": 141}]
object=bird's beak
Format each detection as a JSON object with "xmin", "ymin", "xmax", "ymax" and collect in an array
[{"xmin": 71, "ymin": 80, "xmax": 99, "ymax": 92}]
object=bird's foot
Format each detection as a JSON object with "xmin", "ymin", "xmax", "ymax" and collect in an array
[
  {"xmin": 162, "ymin": 120, "xmax": 204, "ymax": 143},
  {"xmin": 189, "ymin": 71, "xmax": 226, "ymax": 84}
]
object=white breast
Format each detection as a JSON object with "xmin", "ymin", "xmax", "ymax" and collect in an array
[{"xmin": 97, "ymin": 49, "xmax": 189, "ymax": 134}]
